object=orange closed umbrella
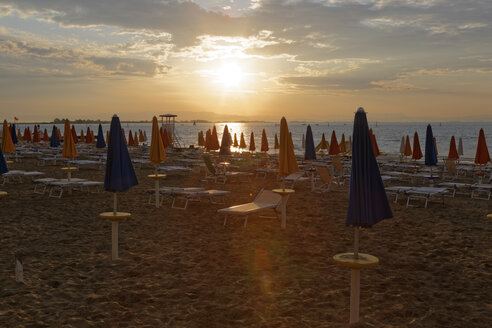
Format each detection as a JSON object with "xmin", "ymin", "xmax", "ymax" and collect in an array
[
  {"xmin": 249, "ymin": 132, "xmax": 256, "ymax": 152},
  {"xmin": 274, "ymin": 134, "xmax": 279, "ymax": 150},
  {"xmin": 329, "ymin": 131, "xmax": 341, "ymax": 155},
  {"xmin": 433, "ymin": 137, "xmax": 438, "ymax": 156},
  {"xmin": 106, "ymin": 130, "xmax": 109, "ymax": 145},
  {"xmin": 474, "ymin": 128, "xmax": 490, "ymax": 165},
  {"xmin": 205, "ymin": 129, "xmax": 212, "ymax": 151},
  {"xmin": 278, "ymin": 117, "xmax": 299, "ymax": 177},
  {"xmin": 80, "ymin": 129, "xmax": 85, "ymax": 142},
  {"xmin": 162, "ymin": 128, "xmax": 170, "ymax": 148},
  {"xmin": 339, "ymin": 133, "xmax": 347, "ymax": 153},
  {"xmin": 448, "ymin": 136, "xmax": 459, "ymax": 159},
  {"xmin": 261, "ymin": 129, "xmax": 269, "ymax": 152},
  {"xmin": 134, "ymin": 132, "xmax": 139, "ymax": 146},
  {"xmin": 369, "ymin": 129, "xmax": 380, "ymax": 157},
  {"xmin": 43, "ymin": 128, "xmax": 49, "ymax": 142},
  {"xmin": 239, "ymin": 132, "xmax": 247, "ymax": 149},
  {"xmin": 71, "ymin": 126, "xmax": 78, "ymax": 144},
  {"xmin": 233, "ymin": 133, "xmax": 238, "ymax": 148},
  {"xmin": 198, "ymin": 131, "xmax": 205, "ymax": 147},
  {"xmin": 17, "ymin": 128, "xmax": 22, "ymax": 140},
  {"xmin": 24, "ymin": 127, "xmax": 31, "ymax": 141},
  {"xmin": 149, "ymin": 116, "xmax": 166, "ymax": 164},
  {"xmin": 211, "ymin": 126, "xmax": 220, "ymax": 150},
  {"xmin": 139, "ymin": 130, "xmax": 144, "ymax": 142},
  {"xmin": 86, "ymin": 127, "xmax": 92, "ymax": 143},
  {"xmin": 404, "ymin": 135, "xmax": 412, "ymax": 156},
  {"xmin": 128, "ymin": 130, "xmax": 135, "ymax": 146},
  {"xmin": 316, "ymin": 133, "xmax": 329, "ymax": 152},
  {"xmin": 2, "ymin": 120, "xmax": 15, "ymax": 154},
  {"xmin": 412, "ymin": 132, "xmax": 423, "ymax": 160},
  {"xmin": 62, "ymin": 119, "xmax": 77, "ymax": 159},
  {"xmin": 56, "ymin": 127, "xmax": 62, "ymax": 141},
  {"xmin": 32, "ymin": 125, "xmax": 40, "ymax": 143}
]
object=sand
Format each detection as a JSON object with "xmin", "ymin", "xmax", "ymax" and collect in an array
[{"xmin": 0, "ymin": 151, "xmax": 491, "ymax": 327}]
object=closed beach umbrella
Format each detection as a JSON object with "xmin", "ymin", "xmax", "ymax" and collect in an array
[
  {"xmin": 143, "ymin": 131, "xmax": 147, "ymax": 142},
  {"xmin": 302, "ymin": 133, "xmax": 305, "ymax": 149},
  {"xmin": 17, "ymin": 128, "xmax": 22, "ymax": 141},
  {"xmin": 316, "ymin": 133, "xmax": 329, "ymax": 152},
  {"xmin": 106, "ymin": 130, "xmax": 109, "ymax": 145},
  {"xmin": 128, "ymin": 130, "xmax": 135, "ymax": 146},
  {"xmin": 86, "ymin": 127, "xmax": 92, "ymax": 143},
  {"xmin": 249, "ymin": 132, "xmax": 256, "ymax": 152},
  {"xmin": 56, "ymin": 127, "xmax": 62, "ymax": 141},
  {"xmin": 0, "ymin": 146, "xmax": 8, "ymax": 174},
  {"xmin": 448, "ymin": 136, "xmax": 458, "ymax": 160},
  {"xmin": 261, "ymin": 129, "xmax": 269, "ymax": 152},
  {"xmin": 32, "ymin": 125, "xmax": 40, "ymax": 143},
  {"xmin": 149, "ymin": 116, "xmax": 166, "ymax": 164},
  {"xmin": 233, "ymin": 133, "xmax": 238, "ymax": 148},
  {"xmin": 339, "ymin": 133, "xmax": 347, "ymax": 154},
  {"xmin": 404, "ymin": 135, "xmax": 412, "ymax": 156},
  {"xmin": 433, "ymin": 137, "xmax": 438, "ymax": 156},
  {"xmin": 134, "ymin": 132, "xmax": 138, "ymax": 146},
  {"xmin": 71, "ymin": 126, "xmax": 78, "ymax": 144},
  {"xmin": 205, "ymin": 129, "xmax": 211, "ymax": 151},
  {"xmin": 369, "ymin": 129, "xmax": 380, "ymax": 157},
  {"xmin": 2, "ymin": 120, "xmax": 15, "ymax": 154},
  {"xmin": 399, "ymin": 136, "xmax": 405, "ymax": 154},
  {"xmin": 24, "ymin": 127, "xmax": 31, "ymax": 141},
  {"xmin": 343, "ymin": 107, "xmax": 392, "ymax": 323},
  {"xmin": 43, "ymin": 128, "xmax": 49, "ymax": 142},
  {"xmin": 274, "ymin": 134, "xmax": 279, "ymax": 150},
  {"xmin": 62, "ymin": 120, "xmax": 78, "ymax": 160},
  {"xmin": 278, "ymin": 117, "xmax": 299, "ymax": 177},
  {"xmin": 219, "ymin": 125, "xmax": 232, "ymax": 156},
  {"xmin": 80, "ymin": 129, "xmax": 85, "ymax": 143},
  {"xmin": 104, "ymin": 115, "xmax": 138, "ymax": 192},
  {"xmin": 474, "ymin": 128, "xmax": 490, "ymax": 165},
  {"xmin": 425, "ymin": 125, "xmax": 438, "ymax": 176},
  {"xmin": 121, "ymin": 128, "xmax": 127, "ymax": 145},
  {"xmin": 11, "ymin": 123, "xmax": 18, "ymax": 144},
  {"xmin": 304, "ymin": 125, "xmax": 316, "ymax": 160},
  {"xmin": 162, "ymin": 128, "xmax": 170, "ymax": 148},
  {"xmin": 329, "ymin": 131, "xmax": 341, "ymax": 155},
  {"xmin": 412, "ymin": 132, "xmax": 423, "ymax": 160},
  {"xmin": 458, "ymin": 137, "xmax": 464, "ymax": 156},
  {"xmin": 50, "ymin": 125, "xmax": 60, "ymax": 147},
  {"xmin": 198, "ymin": 131, "xmax": 205, "ymax": 147},
  {"xmin": 96, "ymin": 124, "xmax": 106, "ymax": 148},
  {"xmin": 211, "ymin": 126, "xmax": 220, "ymax": 151},
  {"xmin": 139, "ymin": 130, "xmax": 144, "ymax": 143},
  {"xmin": 239, "ymin": 132, "xmax": 247, "ymax": 149}
]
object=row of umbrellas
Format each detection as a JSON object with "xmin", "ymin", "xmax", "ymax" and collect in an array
[{"xmin": 198, "ymin": 127, "xmax": 273, "ymax": 153}]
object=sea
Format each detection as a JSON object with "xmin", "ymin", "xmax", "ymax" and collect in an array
[{"xmin": 11, "ymin": 121, "xmax": 492, "ymax": 159}]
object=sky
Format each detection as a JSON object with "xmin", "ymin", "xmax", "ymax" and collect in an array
[{"xmin": 0, "ymin": 0, "xmax": 491, "ymax": 122}]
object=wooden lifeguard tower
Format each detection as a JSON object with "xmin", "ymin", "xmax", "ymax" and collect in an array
[{"xmin": 159, "ymin": 113, "xmax": 182, "ymax": 148}]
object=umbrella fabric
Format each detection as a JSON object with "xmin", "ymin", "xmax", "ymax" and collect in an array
[
  {"xmin": 205, "ymin": 129, "xmax": 212, "ymax": 151},
  {"xmin": 210, "ymin": 126, "xmax": 220, "ymax": 150},
  {"xmin": 149, "ymin": 116, "xmax": 166, "ymax": 164},
  {"xmin": 399, "ymin": 136, "xmax": 405, "ymax": 154},
  {"xmin": 348, "ymin": 136, "xmax": 352, "ymax": 153},
  {"xmin": 162, "ymin": 128, "xmax": 170, "ymax": 148},
  {"xmin": 346, "ymin": 108, "xmax": 393, "ymax": 227},
  {"xmin": 274, "ymin": 134, "xmax": 279, "ymax": 150},
  {"xmin": 106, "ymin": 130, "xmax": 109, "ymax": 145},
  {"xmin": 434, "ymin": 137, "xmax": 438, "ymax": 156},
  {"xmin": 56, "ymin": 127, "xmax": 62, "ymax": 141},
  {"xmin": 448, "ymin": 136, "xmax": 459, "ymax": 159},
  {"xmin": 121, "ymin": 128, "xmax": 127, "ymax": 145},
  {"xmin": 0, "ymin": 146, "xmax": 8, "ymax": 174},
  {"xmin": 80, "ymin": 129, "xmax": 85, "ymax": 143},
  {"xmin": 32, "ymin": 125, "xmax": 40, "ymax": 143},
  {"xmin": 304, "ymin": 125, "xmax": 316, "ymax": 160},
  {"xmin": 104, "ymin": 115, "xmax": 138, "ymax": 192},
  {"xmin": 233, "ymin": 133, "xmax": 238, "ymax": 148},
  {"xmin": 11, "ymin": 123, "xmax": 18, "ymax": 144},
  {"xmin": 139, "ymin": 130, "xmax": 144, "ymax": 142},
  {"xmin": 43, "ymin": 128, "xmax": 49, "ymax": 142},
  {"xmin": 134, "ymin": 132, "xmax": 139, "ymax": 146},
  {"xmin": 143, "ymin": 131, "xmax": 147, "ymax": 142},
  {"xmin": 71, "ymin": 126, "xmax": 78, "ymax": 144},
  {"xmin": 458, "ymin": 137, "xmax": 464, "ymax": 156},
  {"xmin": 198, "ymin": 131, "xmax": 205, "ymax": 147},
  {"xmin": 369, "ymin": 129, "xmax": 380, "ymax": 157},
  {"xmin": 239, "ymin": 132, "xmax": 247, "ymax": 149},
  {"xmin": 24, "ymin": 127, "xmax": 31, "ymax": 141},
  {"xmin": 249, "ymin": 132, "xmax": 256, "ymax": 152},
  {"xmin": 412, "ymin": 132, "xmax": 423, "ymax": 160},
  {"xmin": 329, "ymin": 131, "xmax": 341, "ymax": 155},
  {"xmin": 17, "ymin": 128, "xmax": 22, "ymax": 141},
  {"xmin": 86, "ymin": 127, "xmax": 92, "ymax": 143},
  {"xmin": 339, "ymin": 133, "xmax": 347, "ymax": 153},
  {"xmin": 261, "ymin": 129, "xmax": 269, "ymax": 152},
  {"xmin": 62, "ymin": 120, "xmax": 77, "ymax": 159},
  {"xmin": 96, "ymin": 124, "xmax": 106, "ymax": 148},
  {"xmin": 424, "ymin": 124, "xmax": 438, "ymax": 166},
  {"xmin": 219, "ymin": 125, "xmax": 232, "ymax": 156},
  {"xmin": 315, "ymin": 133, "xmax": 329, "ymax": 152},
  {"xmin": 1, "ymin": 120, "xmax": 15, "ymax": 154},
  {"xmin": 404, "ymin": 135, "xmax": 412, "ymax": 156},
  {"xmin": 278, "ymin": 117, "xmax": 299, "ymax": 177},
  {"xmin": 474, "ymin": 128, "xmax": 491, "ymax": 165},
  {"xmin": 50, "ymin": 125, "xmax": 60, "ymax": 147},
  {"xmin": 128, "ymin": 130, "xmax": 135, "ymax": 146},
  {"xmin": 302, "ymin": 134, "xmax": 305, "ymax": 149}
]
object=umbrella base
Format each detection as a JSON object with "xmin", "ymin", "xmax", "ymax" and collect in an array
[
  {"xmin": 0, "ymin": 191, "xmax": 7, "ymax": 197},
  {"xmin": 333, "ymin": 252, "xmax": 379, "ymax": 269}
]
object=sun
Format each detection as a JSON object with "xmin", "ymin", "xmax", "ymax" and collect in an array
[{"xmin": 217, "ymin": 63, "xmax": 243, "ymax": 88}]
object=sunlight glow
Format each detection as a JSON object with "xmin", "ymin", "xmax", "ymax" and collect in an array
[{"xmin": 218, "ymin": 63, "xmax": 243, "ymax": 88}]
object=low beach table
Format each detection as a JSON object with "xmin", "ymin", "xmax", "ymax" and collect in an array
[
  {"xmin": 272, "ymin": 188, "xmax": 295, "ymax": 229},
  {"xmin": 99, "ymin": 211, "xmax": 131, "ymax": 260},
  {"xmin": 147, "ymin": 174, "xmax": 166, "ymax": 208},
  {"xmin": 61, "ymin": 167, "xmax": 77, "ymax": 195},
  {"xmin": 0, "ymin": 191, "xmax": 7, "ymax": 197},
  {"xmin": 6, "ymin": 160, "xmax": 13, "ymax": 165},
  {"xmin": 333, "ymin": 252, "xmax": 379, "ymax": 324}
]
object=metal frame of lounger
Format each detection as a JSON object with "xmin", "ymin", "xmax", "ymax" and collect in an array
[
  {"xmin": 33, "ymin": 178, "xmax": 59, "ymax": 194},
  {"xmin": 385, "ymin": 186, "xmax": 414, "ymax": 203},
  {"xmin": 218, "ymin": 189, "xmax": 283, "ymax": 227},
  {"xmin": 470, "ymin": 184, "xmax": 491, "ymax": 200},
  {"xmin": 1, "ymin": 170, "xmax": 25, "ymax": 185},
  {"xmin": 405, "ymin": 187, "xmax": 448, "ymax": 208},
  {"xmin": 48, "ymin": 181, "xmax": 83, "ymax": 198},
  {"xmin": 438, "ymin": 182, "xmax": 471, "ymax": 198},
  {"xmin": 171, "ymin": 189, "xmax": 230, "ymax": 210}
]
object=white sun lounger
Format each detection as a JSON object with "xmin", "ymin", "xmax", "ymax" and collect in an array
[
  {"xmin": 218, "ymin": 189, "xmax": 283, "ymax": 227},
  {"xmin": 171, "ymin": 189, "xmax": 231, "ymax": 210},
  {"xmin": 385, "ymin": 186, "xmax": 415, "ymax": 203},
  {"xmin": 438, "ymin": 182, "xmax": 471, "ymax": 197},
  {"xmin": 405, "ymin": 187, "xmax": 449, "ymax": 208},
  {"xmin": 470, "ymin": 183, "xmax": 492, "ymax": 200}
]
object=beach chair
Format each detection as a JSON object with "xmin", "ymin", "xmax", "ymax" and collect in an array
[
  {"xmin": 203, "ymin": 155, "xmax": 227, "ymax": 183},
  {"xmin": 405, "ymin": 187, "xmax": 449, "ymax": 208},
  {"xmin": 331, "ymin": 156, "xmax": 348, "ymax": 182},
  {"xmin": 313, "ymin": 166, "xmax": 339, "ymax": 193},
  {"xmin": 470, "ymin": 172, "xmax": 492, "ymax": 200},
  {"xmin": 282, "ymin": 171, "xmax": 308, "ymax": 188},
  {"xmin": 442, "ymin": 159, "xmax": 459, "ymax": 180},
  {"xmin": 218, "ymin": 189, "xmax": 283, "ymax": 227}
]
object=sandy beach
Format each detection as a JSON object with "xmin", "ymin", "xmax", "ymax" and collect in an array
[{"xmin": 1, "ymin": 151, "xmax": 491, "ymax": 327}]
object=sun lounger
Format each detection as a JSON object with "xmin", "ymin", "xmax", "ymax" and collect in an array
[
  {"xmin": 171, "ymin": 189, "xmax": 230, "ymax": 210},
  {"xmin": 438, "ymin": 182, "xmax": 471, "ymax": 197},
  {"xmin": 405, "ymin": 187, "xmax": 448, "ymax": 208},
  {"xmin": 282, "ymin": 171, "xmax": 309, "ymax": 188},
  {"xmin": 218, "ymin": 189, "xmax": 283, "ymax": 227},
  {"xmin": 313, "ymin": 166, "xmax": 340, "ymax": 193},
  {"xmin": 46, "ymin": 178, "xmax": 87, "ymax": 198},
  {"xmin": 385, "ymin": 186, "xmax": 415, "ymax": 203},
  {"xmin": 470, "ymin": 183, "xmax": 492, "ymax": 200}
]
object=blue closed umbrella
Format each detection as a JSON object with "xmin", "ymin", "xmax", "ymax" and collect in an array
[
  {"xmin": 425, "ymin": 124, "xmax": 437, "ymax": 167},
  {"xmin": 0, "ymin": 146, "xmax": 8, "ymax": 175},
  {"xmin": 50, "ymin": 125, "xmax": 60, "ymax": 147},
  {"xmin": 104, "ymin": 115, "xmax": 138, "ymax": 193},
  {"xmin": 11, "ymin": 123, "xmax": 18, "ymax": 144},
  {"xmin": 304, "ymin": 125, "xmax": 316, "ymax": 160},
  {"xmin": 346, "ymin": 108, "xmax": 393, "ymax": 228},
  {"xmin": 96, "ymin": 124, "xmax": 106, "ymax": 148}
]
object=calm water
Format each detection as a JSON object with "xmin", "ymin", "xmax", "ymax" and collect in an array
[{"xmin": 13, "ymin": 121, "xmax": 492, "ymax": 159}]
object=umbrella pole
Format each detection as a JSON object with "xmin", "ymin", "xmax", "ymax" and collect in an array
[
  {"xmin": 112, "ymin": 192, "xmax": 118, "ymax": 260},
  {"xmin": 350, "ymin": 226, "xmax": 360, "ymax": 324},
  {"xmin": 154, "ymin": 165, "xmax": 159, "ymax": 208}
]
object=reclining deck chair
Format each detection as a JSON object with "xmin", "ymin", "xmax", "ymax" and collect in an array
[{"xmin": 218, "ymin": 189, "xmax": 284, "ymax": 227}]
